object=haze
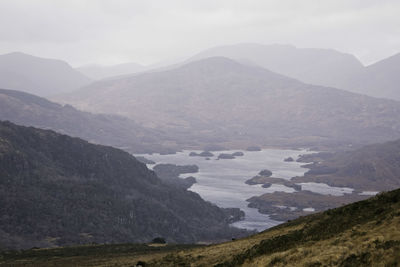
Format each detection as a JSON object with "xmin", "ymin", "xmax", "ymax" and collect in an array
[
  {"xmin": 0, "ymin": 0, "xmax": 399, "ymax": 67},
  {"xmin": 2, "ymin": 1, "xmax": 400, "ymax": 264}
]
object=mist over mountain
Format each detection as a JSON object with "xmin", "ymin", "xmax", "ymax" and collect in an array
[
  {"xmin": 189, "ymin": 44, "xmax": 364, "ymax": 89},
  {"xmin": 188, "ymin": 44, "xmax": 400, "ymax": 100},
  {"xmin": 57, "ymin": 57, "xmax": 400, "ymax": 149},
  {"xmin": 76, "ymin": 62, "xmax": 146, "ymax": 80},
  {"xmin": 0, "ymin": 88, "xmax": 177, "ymax": 153},
  {"xmin": 0, "ymin": 52, "xmax": 91, "ymax": 96},
  {"xmin": 0, "ymin": 1, "xmax": 399, "ymax": 264}
]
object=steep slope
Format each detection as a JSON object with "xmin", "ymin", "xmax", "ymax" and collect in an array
[
  {"xmin": 76, "ymin": 62, "xmax": 146, "ymax": 80},
  {"xmin": 0, "ymin": 121, "xmax": 246, "ymax": 250},
  {"xmin": 293, "ymin": 138, "xmax": 400, "ymax": 191},
  {"xmin": 188, "ymin": 43, "xmax": 364, "ymax": 90},
  {"xmin": 57, "ymin": 57, "xmax": 400, "ymax": 149},
  {"xmin": 3, "ymin": 188, "xmax": 400, "ymax": 266},
  {"xmin": 0, "ymin": 88, "xmax": 178, "ymax": 153},
  {"xmin": 0, "ymin": 52, "xmax": 91, "ymax": 96}
]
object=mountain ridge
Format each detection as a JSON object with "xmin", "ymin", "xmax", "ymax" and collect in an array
[
  {"xmin": 0, "ymin": 52, "xmax": 91, "ymax": 96},
  {"xmin": 188, "ymin": 43, "xmax": 400, "ymax": 100},
  {"xmin": 57, "ymin": 56, "xmax": 400, "ymax": 150},
  {"xmin": 188, "ymin": 43, "xmax": 364, "ymax": 89},
  {"xmin": 0, "ymin": 88, "xmax": 180, "ymax": 153}
]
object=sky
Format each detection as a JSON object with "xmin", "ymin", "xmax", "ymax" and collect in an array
[{"xmin": 0, "ymin": 0, "xmax": 399, "ymax": 67}]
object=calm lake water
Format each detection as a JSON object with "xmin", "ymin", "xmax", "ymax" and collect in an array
[{"xmin": 137, "ymin": 149, "xmax": 311, "ymax": 231}]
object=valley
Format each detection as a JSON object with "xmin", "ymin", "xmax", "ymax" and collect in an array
[
  {"xmin": 1, "ymin": 3, "xmax": 400, "ymax": 264},
  {"xmin": 139, "ymin": 146, "xmax": 388, "ymax": 226}
]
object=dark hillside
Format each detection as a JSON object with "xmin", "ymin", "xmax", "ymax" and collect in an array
[{"xmin": 0, "ymin": 121, "xmax": 246, "ymax": 250}]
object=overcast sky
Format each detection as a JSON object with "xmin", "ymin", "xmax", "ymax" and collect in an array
[{"xmin": 0, "ymin": 0, "xmax": 399, "ymax": 67}]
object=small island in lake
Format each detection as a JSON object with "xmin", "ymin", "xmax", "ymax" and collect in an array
[
  {"xmin": 217, "ymin": 151, "xmax": 245, "ymax": 159},
  {"xmin": 284, "ymin": 156, "xmax": 294, "ymax": 162},
  {"xmin": 246, "ymin": 176, "xmax": 302, "ymax": 191},
  {"xmin": 189, "ymin": 151, "xmax": 214, "ymax": 157},
  {"xmin": 246, "ymin": 146, "xmax": 261, "ymax": 151}
]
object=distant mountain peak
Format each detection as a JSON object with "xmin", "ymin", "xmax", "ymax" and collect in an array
[
  {"xmin": 1, "ymin": 51, "xmax": 68, "ymax": 65},
  {"xmin": 185, "ymin": 43, "xmax": 400, "ymax": 100},
  {"xmin": 56, "ymin": 52, "xmax": 400, "ymax": 149},
  {"xmin": 0, "ymin": 52, "xmax": 91, "ymax": 96}
]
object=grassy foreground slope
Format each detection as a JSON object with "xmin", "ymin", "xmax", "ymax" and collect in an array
[{"xmin": 2, "ymin": 188, "xmax": 400, "ymax": 266}]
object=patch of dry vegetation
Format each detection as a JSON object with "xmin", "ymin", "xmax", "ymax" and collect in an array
[{"xmin": 149, "ymin": 188, "xmax": 400, "ymax": 266}]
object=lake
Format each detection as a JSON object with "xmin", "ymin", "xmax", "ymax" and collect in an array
[{"xmin": 137, "ymin": 148, "xmax": 311, "ymax": 231}]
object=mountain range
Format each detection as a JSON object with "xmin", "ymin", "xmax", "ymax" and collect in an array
[
  {"xmin": 189, "ymin": 43, "xmax": 400, "ymax": 100},
  {"xmin": 0, "ymin": 44, "xmax": 400, "ymax": 266},
  {"xmin": 0, "ymin": 88, "xmax": 180, "ymax": 153},
  {"xmin": 0, "ymin": 52, "xmax": 91, "ymax": 96},
  {"xmin": 56, "ymin": 56, "xmax": 400, "ymax": 149},
  {"xmin": 3, "ymin": 45, "xmax": 399, "ymax": 101}
]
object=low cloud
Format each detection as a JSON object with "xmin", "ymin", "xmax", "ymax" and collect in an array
[{"xmin": 0, "ymin": 0, "xmax": 398, "ymax": 66}]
